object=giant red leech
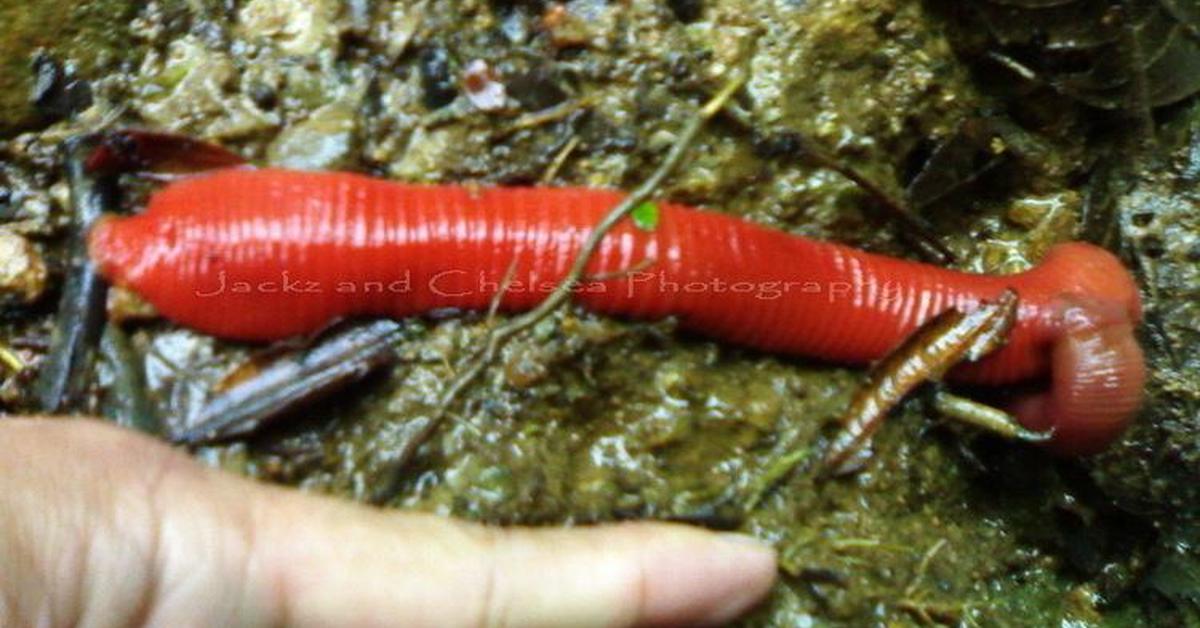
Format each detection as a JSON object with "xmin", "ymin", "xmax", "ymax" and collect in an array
[{"xmin": 88, "ymin": 166, "xmax": 1146, "ymax": 455}]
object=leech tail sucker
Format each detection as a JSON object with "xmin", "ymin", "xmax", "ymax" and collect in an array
[
  {"xmin": 1009, "ymin": 297, "xmax": 1147, "ymax": 455},
  {"xmin": 89, "ymin": 168, "xmax": 1148, "ymax": 453}
]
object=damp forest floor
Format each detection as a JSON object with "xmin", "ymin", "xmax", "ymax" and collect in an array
[{"xmin": 2, "ymin": 1, "xmax": 1200, "ymax": 625}]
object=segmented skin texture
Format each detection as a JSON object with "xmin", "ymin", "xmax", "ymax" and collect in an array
[{"xmin": 89, "ymin": 169, "xmax": 1146, "ymax": 453}]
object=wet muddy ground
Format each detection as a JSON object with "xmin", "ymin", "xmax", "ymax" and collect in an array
[{"xmin": 2, "ymin": 1, "xmax": 1199, "ymax": 624}]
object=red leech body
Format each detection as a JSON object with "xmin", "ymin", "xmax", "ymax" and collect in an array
[{"xmin": 89, "ymin": 169, "xmax": 1145, "ymax": 454}]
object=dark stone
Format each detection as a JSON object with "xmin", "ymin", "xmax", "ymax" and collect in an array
[
  {"xmin": 420, "ymin": 46, "xmax": 458, "ymax": 110},
  {"xmin": 504, "ymin": 65, "xmax": 568, "ymax": 111},
  {"xmin": 667, "ymin": 0, "xmax": 703, "ymax": 22},
  {"xmin": 30, "ymin": 53, "xmax": 93, "ymax": 123}
]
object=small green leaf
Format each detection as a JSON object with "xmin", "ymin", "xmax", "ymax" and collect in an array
[{"xmin": 632, "ymin": 201, "xmax": 660, "ymax": 231}]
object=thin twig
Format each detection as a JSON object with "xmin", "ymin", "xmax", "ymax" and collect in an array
[
  {"xmin": 487, "ymin": 260, "xmax": 520, "ymax": 323},
  {"xmin": 722, "ymin": 105, "xmax": 954, "ymax": 264},
  {"xmin": 745, "ymin": 445, "xmax": 813, "ymax": 511},
  {"xmin": 36, "ymin": 136, "xmax": 116, "ymax": 413},
  {"xmin": 541, "ymin": 135, "xmax": 582, "ymax": 184},
  {"xmin": 897, "ymin": 538, "xmax": 955, "ymax": 626},
  {"xmin": 370, "ymin": 71, "xmax": 748, "ymax": 503},
  {"xmin": 905, "ymin": 538, "xmax": 948, "ymax": 598},
  {"xmin": 436, "ymin": 74, "xmax": 745, "ymax": 433},
  {"xmin": 499, "ymin": 97, "xmax": 594, "ymax": 140},
  {"xmin": 585, "ymin": 256, "xmax": 657, "ymax": 282},
  {"xmin": 781, "ymin": 135, "xmax": 955, "ymax": 264}
]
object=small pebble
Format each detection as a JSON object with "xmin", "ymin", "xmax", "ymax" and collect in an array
[{"xmin": 0, "ymin": 228, "xmax": 47, "ymax": 303}]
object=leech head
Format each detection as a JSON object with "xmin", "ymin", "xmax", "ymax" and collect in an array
[
  {"xmin": 89, "ymin": 213, "xmax": 170, "ymax": 290},
  {"xmin": 1013, "ymin": 244, "xmax": 1147, "ymax": 455},
  {"xmin": 89, "ymin": 215, "xmax": 133, "ymax": 284}
]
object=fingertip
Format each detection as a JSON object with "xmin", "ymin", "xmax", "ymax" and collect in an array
[
  {"xmin": 480, "ymin": 522, "xmax": 777, "ymax": 628},
  {"xmin": 613, "ymin": 524, "xmax": 777, "ymax": 627}
]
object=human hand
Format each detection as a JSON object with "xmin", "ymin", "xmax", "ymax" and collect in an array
[{"xmin": 0, "ymin": 419, "xmax": 776, "ymax": 627}]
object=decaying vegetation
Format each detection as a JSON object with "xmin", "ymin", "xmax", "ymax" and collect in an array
[{"xmin": 2, "ymin": 0, "xmax": 1199, "ymax": 624}]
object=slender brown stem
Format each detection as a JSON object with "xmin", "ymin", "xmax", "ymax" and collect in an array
[{"xmin": 370, "ymin": 71, "xmax": 748, "ymax": 503}]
